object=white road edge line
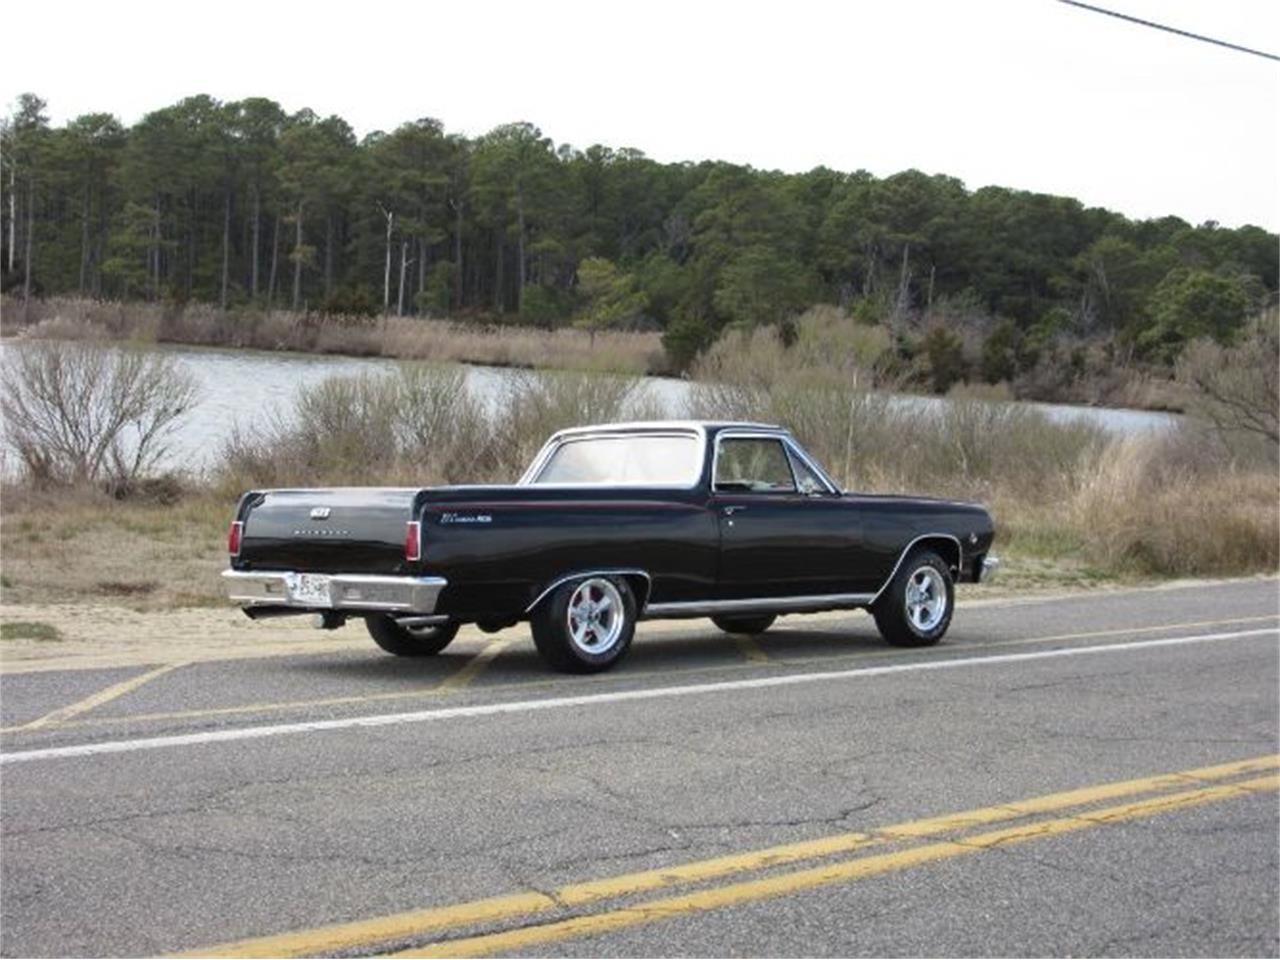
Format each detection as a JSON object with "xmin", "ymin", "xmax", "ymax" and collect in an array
[{"xmin": 2, "ymin": 628, "xmax": 1276, "ymax": 766}]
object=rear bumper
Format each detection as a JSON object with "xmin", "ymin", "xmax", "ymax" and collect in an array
[{"xmin": 221, "ymin": 569, "xmax": 447, "ymax": 614}]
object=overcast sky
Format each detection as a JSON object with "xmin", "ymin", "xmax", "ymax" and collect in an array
[{"xmin": 3, "ymin": 0, "xmax": 1277, "ymax": 230}]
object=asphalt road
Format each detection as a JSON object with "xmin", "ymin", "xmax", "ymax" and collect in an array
[{"xmin": 1, "ymin": 579, "xmax": 1278, "ymax": 958}]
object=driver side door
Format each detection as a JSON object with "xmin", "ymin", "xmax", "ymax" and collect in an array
[{"xmin": 712, "ymin": 433, "xmax": 862, "ymax": 599}]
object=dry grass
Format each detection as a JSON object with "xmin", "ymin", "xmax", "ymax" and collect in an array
[
  {"xmin": 4, "ymin": 296, "xmax": 665, "ymax": 376},
  {"xmin": 1068, "ymin": 434, "xmax": 1279, "ymax": 576},
  {"xmin": 1, "ymin": 483, "xmax": 232, "ymax": 609}
]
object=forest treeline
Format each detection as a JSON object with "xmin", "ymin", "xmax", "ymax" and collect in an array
[{"xmin": 2, "ymin": 92, "xmax": 1276, "ymax": 387}]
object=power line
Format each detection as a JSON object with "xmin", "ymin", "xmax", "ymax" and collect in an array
[{"xmin": 1057, "ymin": 0, "xmax": 1280, "ymax": 62}]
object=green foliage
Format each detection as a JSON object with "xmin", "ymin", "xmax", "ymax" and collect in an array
[
  {"xmin": 322, "ymin": 286, "xmax": 378, "ymax": 317},
  {"xmin": 1140, "ymin": 268, "xmax": 1252, "ymax": 361},
  {"xmin": 574, "ymin": 257, "xmax": 647, "ymax": 338},
  {"xmin": 662, "ymin": 312, "xmax": 716, "ymax": 372},
  {"xmin": 520, "ymin": 283, "xmax": 575, "ymax": 327},
  {"xmin": 711, "ymin": 246, "xmax": 813, "ymax": 328},
  {"xmin": 980, "ymin": 319, "xmax": 1021, "ymax": 384},
  {"xmin": 100, "ymin": 202, "xmax": 159, "ymax": 298},
  {"xmin": 850, "ymin": 296, "xmax": 886, "ymax": 326},
  {"xmin": 3, "ymin": 92, "xmax": 1276, "ymax": 381},
  {"xmin": 919, "ymin": 326, "xmax": 968, "ymax": 394},
  {"xmin": 0, "ymin": 621, "xmax": 62, "ymax": 642},
  {"xmin": 633, "ymin": 252, "xmax": 691, "ymax": 326},
  {"xmin": 417, "ymin": 262, "xmax": 456, "ymax": 316}
]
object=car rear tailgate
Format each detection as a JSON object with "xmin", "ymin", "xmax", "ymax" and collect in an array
[{"xmin": 235, "ymin": 487, "xmax": 424, "ymax": 575}]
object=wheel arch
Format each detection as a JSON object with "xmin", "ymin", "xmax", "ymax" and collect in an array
[
  {"xmin": 870, "ymin": 533, "xmax": 962, "ymax": 606},
  {"xmin": 524, "ymin": 569, "xmax": 653, "ymax": 616}
]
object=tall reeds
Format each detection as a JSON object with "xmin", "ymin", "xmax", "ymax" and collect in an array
[{"xmin": 5, "ymin": 296, "xmax": 664, "ymax": 375}]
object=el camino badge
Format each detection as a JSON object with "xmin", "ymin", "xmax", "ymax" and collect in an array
[
  {"xmin": 310, "ymin": 507, "xmax": 331, "ymax": 519},
  {"xmin": 440, "ymin": 512, "xmax": 492, "ymax": 525}
]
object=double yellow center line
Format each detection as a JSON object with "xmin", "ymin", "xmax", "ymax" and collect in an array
[{"xmin": 180, "ymin": 754, "xmax": 1280, "ymax": 958}]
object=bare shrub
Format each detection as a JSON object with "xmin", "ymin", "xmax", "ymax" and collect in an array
[
  {"xmin": 218, "ymin": 367, "xmax": 475, "ymax": 489},
  {"xmin": 1, "ymin": 341, "xmax": 200, "ymax": 489},
  {"xmin": 1176, "ymin": 311, "xmax": 1279, "ymax": 459},
  {"xmin": 395, "ymin": 366, "xmax": 496, "ymax": 483},
  {"xmin": 289, "ymin": 374, "xmax": 403, "ymax": 479},
  {"xmin": 693, "ymin": 306, "xmax": 895, "ymax": 393},
  {"xmin": 687, "ymin": 311, "xmax": 1105, "ymax": 502},
  {"xmin": 927, "ymin": 400, "xmax": 1107, "ymax": 500},
  {"xmin": 492, "ymin": 370, "xmax": 645, "ymax": 478},
  {"xmin": 688, "ymin": 307, "xmax": 902, "ymax": 480},
  {"xmin": 215, "ymin": 364, "xmax": 657, "ymax": 492}
]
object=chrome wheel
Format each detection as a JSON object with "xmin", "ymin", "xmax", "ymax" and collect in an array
[
  {"xmin": 904, "ymin": 565, "xmax": 948, "ymax": 633},
  {"xmin": 566, "ymin": 578, "xmax": 625, "ymax": 655},
  {"xmin": 532, "ymin": 575, "xmax": 637, "ymax": 674}
]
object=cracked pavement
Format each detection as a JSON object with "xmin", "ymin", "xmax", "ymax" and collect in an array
[{"xmin": 1, "ymin": 578, "xmax": 1277, "ymax": 957}]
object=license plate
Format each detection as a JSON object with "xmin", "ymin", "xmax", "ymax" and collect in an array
[{"xmin": 288, "ymin": 573, "xmax": 332, "ymax": 606}]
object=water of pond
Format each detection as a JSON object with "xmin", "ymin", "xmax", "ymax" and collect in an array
[{"xmin": 0, "ymin": 341, "xmax": 1177, "ymax": 475}]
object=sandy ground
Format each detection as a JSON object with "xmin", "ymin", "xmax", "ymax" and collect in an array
[
  {"xmin": 0, "ymin": 603, "xmax": 358, "ymax": 673},
  {"xmin": 3, "ymin": 575, "xmax": 1273, "ymax": 675}
]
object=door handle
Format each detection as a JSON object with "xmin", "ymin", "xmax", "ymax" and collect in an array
[{"xmin": 722, "ymin": 505, "xmax": 747, "ymax": 516}]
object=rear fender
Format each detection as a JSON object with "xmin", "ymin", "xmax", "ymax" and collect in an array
[{"xmin": 525, "ymin": 569, "xmax": 653, "ymax": 616}]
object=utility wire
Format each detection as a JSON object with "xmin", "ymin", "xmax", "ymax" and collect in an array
[{"xmin": 1057, "ymin": 0, "xmax": 1279, "ymax": 62}]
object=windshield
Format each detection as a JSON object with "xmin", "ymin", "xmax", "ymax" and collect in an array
[{"xmin": 530, "ymin": 433, "xmax": 702, "ymax": 486}]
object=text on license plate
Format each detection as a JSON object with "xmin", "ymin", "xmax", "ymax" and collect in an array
[{"xmin": 288, "ymin": 573, "xmax": 332, "ymax": 606}]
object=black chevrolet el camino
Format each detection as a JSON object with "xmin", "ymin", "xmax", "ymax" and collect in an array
[{"xmin": 223, "ymin": 421, "xmax": 998, "ymax": 672}]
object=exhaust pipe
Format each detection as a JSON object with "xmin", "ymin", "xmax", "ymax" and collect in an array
[
  {"xmin": 394, "ymin": 615, "xmax": 449, "ymax": 629},
  {"xmin": 312, "ymin": 611, "xmax": 347, "ymax": 631}
]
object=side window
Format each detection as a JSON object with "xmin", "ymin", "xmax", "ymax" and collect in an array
[
  {"xmin": 715, "ymin": 438, "xmax": 796, "ymax": 493},
  {"xmin": 789, "ymin": 452, "xmax": 827, "ymax": 495}
]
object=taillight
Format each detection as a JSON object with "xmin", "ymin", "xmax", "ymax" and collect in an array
[
  {"xmin": 405, "ymin": 521, "xmax": 422, "ymax": 562},
  {"xmin": 228, "ymin": 520, "xmax": 243, "ymax": 557}
]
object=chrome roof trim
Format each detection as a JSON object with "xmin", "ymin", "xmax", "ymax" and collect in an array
[{"xmin": 519, "ymin": 424, "xmax": 707, "ymax": 488}]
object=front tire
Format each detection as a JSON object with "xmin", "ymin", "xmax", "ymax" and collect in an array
[
  {"xmin": 366, "ymin": 615, "xmax": 459, "ymax": 657},
  {"xmin": 872, "ymin": 549, "xmax": 954, "ymax": 647},
  {"xmin": 532, "ymin": 576, "xmax": 636, "ymax": 673},
  {"xmin": 711, "ymin": 614, "xmax": 777, "ymax": 635}
]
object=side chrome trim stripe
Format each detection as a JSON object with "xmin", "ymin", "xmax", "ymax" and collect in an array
[
  {"xmin": 868, "ymin": 533, "xmax": 965, "ymax": 605},
  {"xmin": 524, "ymin": 569, "xmax": 654, "ymax": 614},
  {"xmin": 643, "ymin": 593, "xmax": 876, "ymax": 619}
]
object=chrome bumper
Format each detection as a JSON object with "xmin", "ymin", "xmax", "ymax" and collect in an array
[
  {"xmin": 981, "ymin": 555, "xmax": 1001, "ymax": 582},
  {"xmin": 222, "ymin": 570, "xmax": 447, "ymax": 614}
]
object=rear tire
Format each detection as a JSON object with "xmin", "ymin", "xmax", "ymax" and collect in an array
[
  {"xmin": 366, "ymin": 616, "xmax": 459, "ymax": 657},
  {"xmin": 711, "ymin": 614, "xmax": 777, "ymax": 635},
  {"xmin": 872, "ymin": 549, "xmax": 954, "ymax": 647},
  {"xmin": 532, "ymin": 576, "xmax": 636, "ymax": 673}
]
